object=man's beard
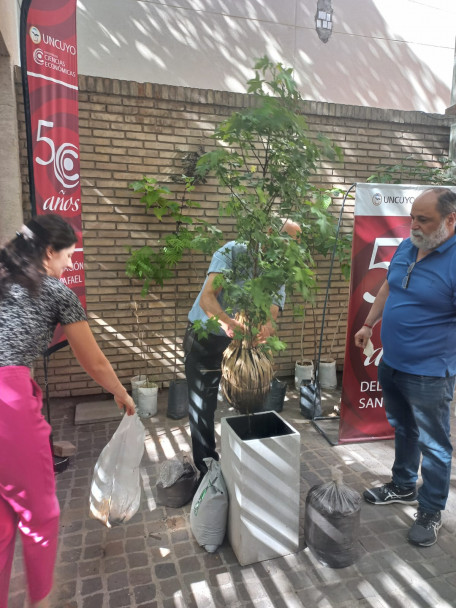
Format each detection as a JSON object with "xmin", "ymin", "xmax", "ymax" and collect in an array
[{"xmin": 410, "ymin": 220, "xmax": 449, "ymax": 250}]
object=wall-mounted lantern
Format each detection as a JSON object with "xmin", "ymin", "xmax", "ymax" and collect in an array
[{"xmin": 315, "ymin": 0, "xmax": 333, "ymax": 43}]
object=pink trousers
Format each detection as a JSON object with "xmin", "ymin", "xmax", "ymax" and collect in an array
[{"xmin": 0, "ymin": 367, "xmax": 60, "ymax": 607}]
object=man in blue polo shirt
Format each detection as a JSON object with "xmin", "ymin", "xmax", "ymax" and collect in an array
[{"xmin": 355, "ymin": 187, "xmax": 456, "ymax": 547}]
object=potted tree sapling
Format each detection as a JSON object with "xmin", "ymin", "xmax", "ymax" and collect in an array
[
  {"xmin": 193, "ymin": 56, "xmax": 347, "ymax": 564},
  {"xmin": 126, "ymin": 157, "xmax": 221, "ymax": 418},
  {"xmin": 196, "ymin": 57, "xmax": 346, "ymax": 416}
]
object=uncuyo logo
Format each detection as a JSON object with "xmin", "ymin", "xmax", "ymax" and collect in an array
[
  {"xmin": 33, "ymin": 48, "xmax": 44, "ymax": 65},
  {"xmin": 29, "ymin": 26, "xmax": 41, "ymax": 44},
  {"xmin": 372, "ymin": 193, "xmax": 382, "ymax": 206}
]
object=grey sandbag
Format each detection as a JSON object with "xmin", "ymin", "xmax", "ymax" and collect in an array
[
  {"xmin": 156, "ymin": 453, "xmax": 198, "ymax": 508},
  {"xmin": 304, "ymin": 467, "xmax": 361, "ymax": 568},
  {"xmin": 190, "ymin": 458, "xmax": 228, "ymax": 552}
]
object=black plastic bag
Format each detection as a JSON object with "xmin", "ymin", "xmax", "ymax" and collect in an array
[
  {"xmin": 166, "ymin": 379, "xmax": 189, "ymax": 420},
  {"xmin": 304, "ymin": 468, "xmax": 361, "ymax": 568},
  {"xmin": 300, "ymin": 379, "xmax": 322, "ymax": 419},
  {"xmin": 156, "ymin": 453, "xmax": 198, "ymax": 508},
  {"xmin": 263, "ymin": 378, "xmax": 287, "ymax": 413}
]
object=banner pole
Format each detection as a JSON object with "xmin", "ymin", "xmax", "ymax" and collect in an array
[
  {"xmin": 19, "ymin": 0, "xmax": 36, "ymax": 215},
  {"xmin": 311, "ymin": 183, "xmax": 356, "ymax": 445}
]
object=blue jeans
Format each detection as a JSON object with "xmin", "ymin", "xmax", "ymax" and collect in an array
[{"xmin": 378, "ymin": 361, "xmax": 455, "ymax": 512}]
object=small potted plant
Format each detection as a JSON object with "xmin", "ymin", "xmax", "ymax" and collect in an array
[{"xmin": 130, "ymin": 300, "xmax": 158, "ymax": 418}]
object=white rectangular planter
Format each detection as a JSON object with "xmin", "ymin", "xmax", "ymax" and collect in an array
[{"xmin": 221, "ymin": 411, "xmax": 300, "ymax": 566}]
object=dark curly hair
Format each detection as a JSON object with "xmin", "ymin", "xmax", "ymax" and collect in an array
[{"xmin": 0, "ymin": 214, "xmax": 77, "ymax": 298}]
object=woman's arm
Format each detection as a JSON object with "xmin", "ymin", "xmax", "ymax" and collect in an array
[{"xmin": 63, "ymin": 320, "xmax": 135, "ymax": 415}]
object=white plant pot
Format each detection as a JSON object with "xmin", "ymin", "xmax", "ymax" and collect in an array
[
  {"xmin": 136, "ymin": 383, "xmax": 158, "ymax": 418},
  {"xmin": 131, "ymin": 374, "xmax": 147, "ymax": 404},
  {"xmin": 221, "ymin": 411, "xmax": 300, "ymax": 566},
  {"xmin": 319, "ymin": 358, "xmax": 337, "ymax": 389},
  {"xmin": 294, "ymin": 360, "xmax": 314, "ymax": 390}
]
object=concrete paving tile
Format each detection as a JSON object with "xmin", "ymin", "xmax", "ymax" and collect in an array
[
  {"xmin": 250, "ymin": 596, "xmax": 278, "ymax": 607},
  {"xmin": 81, "ymin": 576, "xmax": 103, "ymax": 596},
  {"xmin": 78, "ymin": 559, "xmax": 101, "ymax": 577},
  {"xmin": 126, "ymin": 537, "xmax": 147, "ymax": 552},
  {"xmin": 265, "ymin": 592, "xmax": 305, "ymax": 608},
  {"xmin": 358, "ymin": 535, "xmax": 386, "ymax": 552},
  {"xmin": 82, "ymin": 593, "xmax": 105, "ymax": 608},
  {"xmin": 84, "ymin": 544, "xmax": 105, "ymax": 560},
  {"xmin": 62, "ymin": 533, "xmax": 84, "ymax": 548},
  {"xmin": 317, "ymin": 582, "xmax": 355, "ymax": 604},
  {"xmin": 108, "ymin": 589, "xmax": 135, "ymax": 607},
  {"xmin": 104, "ymin": 556, "xmax": 128, "ymax": 573},
  {"xmin": 54, "ymin": 580, "xmax": 78, "ymax": 602},
  {"xmin": 133, "ymin": 584, "xmax": 157, "ymax": 604},
  {"xmin": 56, "ymin": 562, "xmax": 80, "ymax": 582},
  {"xmin": 201, "ymin": 551, "xmax": 224, "ymax": 570},
  {"xmin": 128, "ymin": 567, "xmax": 154, "ymax": 587},
  {"xmin": 85, "ymin": 529, "xmax": 105, "ymax": 545},
  {"xmin": 345, "ymin": 576, "xmax": 382, "ymax": 600},
  {"xmin": 106, "ymin": 571, "xmax": 129, "ymax": 591},
  {"xmin": 127, "ymin": 551, "xmax": 150, "ymax": 568},
  {"xmin": 159, "ymin": 576, "xmax": 185, "ymax": 598},
  {"xmin": 422, "ymin": 558, "xmax": 456, "ymax": 577},
  {"xmin": 295, "ymin": 586, "xmax": 333, "ymax": 607},
  {"xmin": 169, "ymin": 528, "xmax": 190, "ymax": 543},
  {"xmin": 173, "ymin": 540, "xmax": 196, "ymax": 558},
  {"xmin": 61, "ymin": 547, "xmax": 83, "ymax": 562},
  {"xmin": 155, "ymin": 561, "xmax": 178, "ymax": 579},
  {"xmin": 179, "ymin": 555, "xmax": 204, "ymax": 574}
]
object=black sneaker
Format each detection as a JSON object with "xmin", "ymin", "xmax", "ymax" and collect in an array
[
  {"xmin": 363, "ymin": 481, "xmax": 417, "ymax": 505},
  {"xmin": 408, "ymin": 508, "xmax": 442, "ymax": 547}
]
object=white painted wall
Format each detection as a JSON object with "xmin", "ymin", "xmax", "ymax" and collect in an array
[
  {"xmin": 0, "ymin": 0, "xmax": 20, "ymax": 62},
  {"xmin": 75, "ymin": 0, "xmax": 456, "ymax": 113},
  {"xmin": 0, "ymin": 0, "xmax": 22, "ymax": 244}
]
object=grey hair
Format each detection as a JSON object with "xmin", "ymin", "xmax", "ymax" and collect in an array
[{"xmin": 427, "ymin": 187, "xmax": 456, "ymax": 217}]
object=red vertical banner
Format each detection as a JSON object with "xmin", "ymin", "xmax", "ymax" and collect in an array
[
  {"xmin": 339, "ymin": 183, "xmax": 431, "ymax": 443},
  {"xmin": 20, "ymin": 0, "xmax": 86, "ymax": 352}
]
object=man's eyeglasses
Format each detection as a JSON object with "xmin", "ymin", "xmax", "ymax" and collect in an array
[{"xmin": 402, "ymin": 262, "xmax": 415, "ymax": 289}]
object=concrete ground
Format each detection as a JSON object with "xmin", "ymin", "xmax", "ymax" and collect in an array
[{"xmin": 8, "ymin": 383, "xmax": 456, "ymax": 608}]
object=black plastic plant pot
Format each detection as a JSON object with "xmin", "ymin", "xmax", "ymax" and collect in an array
[
  {"xmin": 166, "ymin": 379, "xmax": 189, "ymax": 420},
  {"xmin": 53, "ymin": 455, "xmax": 69, "ymax": 474}
]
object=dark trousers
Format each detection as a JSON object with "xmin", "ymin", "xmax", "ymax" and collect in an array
[{"xmin": 184, "ymin": 324, "xmax": 231, "ymax": 475}]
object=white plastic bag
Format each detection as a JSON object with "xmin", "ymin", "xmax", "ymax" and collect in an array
[
  {"xmin": 190, "ymin": 458, "xmax": 228, "ymax": 552},
  {"xmin": 89, "ymin": 413, "xmax": 145, "ymax": 527}
]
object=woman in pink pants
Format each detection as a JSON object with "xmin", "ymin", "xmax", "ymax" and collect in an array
[{"xmin": 0, "ymin": 215, "xmax": 135, "ymax": 608}]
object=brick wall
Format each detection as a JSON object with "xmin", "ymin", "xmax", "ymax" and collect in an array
[{"xmin": 15, "ymin": 70, "xmax": 452, "ymax": 398}]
